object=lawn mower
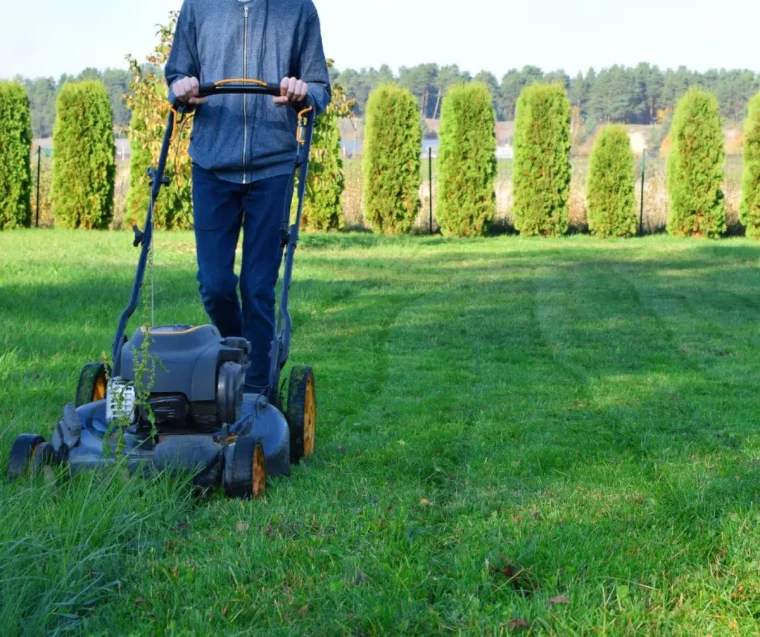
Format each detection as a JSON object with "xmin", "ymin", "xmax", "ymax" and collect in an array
[{"xmin": 7, "ymin": 80, "xmax": 317, "ymax": 499}]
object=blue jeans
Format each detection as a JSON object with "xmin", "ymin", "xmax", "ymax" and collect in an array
[{"xmin": 192, "ymin": 164, "xmax": 292, "ymax": 392}]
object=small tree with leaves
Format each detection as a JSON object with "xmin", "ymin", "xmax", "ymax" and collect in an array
[
  {"xmin": 125, "ymin": 12, "xmax": 192, "ymax": 230},
  {"xmin": 0, "ymin": 81, "xmax": 33, "ymax": 230},
  {"xmin": 436, "ymin": 83, "xmax": 497, "ymax": 237},
  {"xmin": 52, "ymin": 81, "xmax": 115, "ymax": 229},
  {"xmin": 362, "ymin": 85, "xmax": 421, "ymax": 235},
  {"xmin": 301, "ymin": 59, "xmax": 355, "ymax": 231},
  {"xmin": 740, "ymin": 92, "xmax": 760, "ymax": 237},
  {"xmin": 512, "ymin": 83, "xmax": 571, "ymax": 236},
  {"xmin": 586, "ymin": 124, "xmax": 637, "ymax": 237},
  {"xmin": 666, "ymin": 88, "xmax": 725, "ymax": 238}
]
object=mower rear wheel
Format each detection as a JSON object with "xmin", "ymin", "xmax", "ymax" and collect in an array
[
  {"xmin": 224, "ymin": 436, "xmax": 267, "ymax": 500},
  {"xmin": 286, "ymin": 366, "xmax": 316, "ymax": 464},
  {"xmin": 7, "ymin": 434, "xmax": 45, "ymax": 479},
  {"xmin": 75, "ymin": 362, "xmax": 109, "ymax": 407}
]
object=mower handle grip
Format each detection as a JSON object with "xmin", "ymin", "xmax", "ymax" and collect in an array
[{"xmin": 198, "ymin": 81, "xmax": 282, "ymax": 97}]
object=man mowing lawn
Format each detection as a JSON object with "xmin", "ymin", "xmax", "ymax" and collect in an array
[{"xmin": 166, "ymin": 0, "xmax": 331, "ymax": 394}]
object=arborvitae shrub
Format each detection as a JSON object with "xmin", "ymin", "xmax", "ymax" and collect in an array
[
  {"xmin": 0, "ymin": 82, "xmax": 33, "ymax": 230},
  {"xmin": 666, "ymin": 88, "xmax": 725, "ymax": 238},
  {"xmin": 740, "ymin": 93, "xmax": 760, "ymax": 237},
  {"xmin": 301, "ymin": 60, "xmax": 354, "ymax": 231},
  {"xmin": 52, "ymin": 81, "xmax": 115, "ymax": 229},
  {"xmin": 512, "ymin": 83, "xmax": 571, "ymax": 236},
  {"xmin": 586, "ymin": 124, "xmax": 637, "ymax": 237},
  {"xmin": 362, "ymin": 85, "xmax": 421, "ymax": 235},
  {"xmin": 436, "ymin": 83, "xmax": 497, "ymax": 237}
]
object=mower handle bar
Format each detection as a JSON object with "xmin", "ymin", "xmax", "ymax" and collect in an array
[
  {"xmin": 198, "ymin": 82, "xmax": 282, "ymax": 97},
  {"xmin": 112, "ymin": 85, "xmax": 315, "ymax": 379}
]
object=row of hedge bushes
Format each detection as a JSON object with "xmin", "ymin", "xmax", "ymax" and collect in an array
[
  {"xmin": 2, "ymin": 76, "xmax": 759, "ymax": 239},
  {"xmin": 362, "ymin": 82, "xmax": 498, "ymax": 237},
  {"xmin": 0, "ymin": 79, "xmax": 114, "ymax": 231},
  {"xmin": 364, "ymin": 82, "xmax": 760, "ymax": 239}
]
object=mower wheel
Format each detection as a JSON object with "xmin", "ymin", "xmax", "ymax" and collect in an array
[
  {"xmin": 75, "ymin": 362, "xmax": 109, "ymax": 407},
  {"xmin": 223, "ymin": 436, "xmax": 267, "ymax": 500},
  {"xmin": 7, "ymin": 434, "xmax": 45, "ymax": 479},
  {"xmin": 286, "ymin": 366, "xmax": 316, "ymax": 464},
  {"xmin": 31, "ymin": 442, "xmax": 56, "ymax": 474}
]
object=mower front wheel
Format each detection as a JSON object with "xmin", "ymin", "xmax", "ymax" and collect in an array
[
  {"xmin": 286, "ymin": 366, "xmax": 316, "ymax": 464},
  {"xmin": 7, "ymin": 434, "xmax": 45, "ymax": 479},
  {"xmin": 223, "ymin": 436, "xmax": 267, "ymax": 500},
  {"xmin": 75, "ymin": 362, "xmax": 109, "ymax": 407}
]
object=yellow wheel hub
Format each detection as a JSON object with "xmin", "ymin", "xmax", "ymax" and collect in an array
[
  {"xmin": 93, "ymin": 370, "xmax": 107, "ymax": 402},
  {"xmin": 252, "ymin": 444, "xmax": 266, "ymax": 499},
  {"xmin": 304, "ymin": 376, "xmax": 316, "ymax": 457}
]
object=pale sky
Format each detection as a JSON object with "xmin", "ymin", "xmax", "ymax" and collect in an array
[{"xmin": 2, "ymin": 0, "xmax": 758, "ymax": 79}]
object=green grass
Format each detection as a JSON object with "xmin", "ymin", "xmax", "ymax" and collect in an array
[{"xmin": 2, "ymin": 230, "xmax": 760, "ymax": 634}]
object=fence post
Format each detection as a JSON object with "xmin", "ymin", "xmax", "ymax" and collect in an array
[
  {"xmin": 35, "ymin": 146, "xmax": 41, "ymax": 228},
  {"xmin": 639, "ymin": 149, "xmax": 646, "ymax": 236},
  {"xmin": 428, "ymin": 146, "xmax": 433, "ymax": 234}
]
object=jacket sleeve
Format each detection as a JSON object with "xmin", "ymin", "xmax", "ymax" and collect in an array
[
  {"xmin": 165, "ymin": 2, "xmax": 201, "ymax": 107},
  {"xmin": 296, "ymin": 10, "xmax": 332, "ymax": 116}
]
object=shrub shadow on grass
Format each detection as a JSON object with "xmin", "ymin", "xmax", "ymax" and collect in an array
[{"xmin": 487, "ymin": 219, "xmax": 519, "ymax": 236}]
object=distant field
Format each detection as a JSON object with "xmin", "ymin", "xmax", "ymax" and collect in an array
[{"xmin": 3, "ymin": 232, "xmax": 760, "ymax": 633}]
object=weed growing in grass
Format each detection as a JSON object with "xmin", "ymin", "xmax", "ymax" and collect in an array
[{"xmin": 102, "ymin": 259, "xmax": 162, "ymax": 456}]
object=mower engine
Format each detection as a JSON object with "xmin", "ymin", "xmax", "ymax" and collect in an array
[{"xmin": 112, "ymin": 324, "xmax": 250, "ymax": 433}]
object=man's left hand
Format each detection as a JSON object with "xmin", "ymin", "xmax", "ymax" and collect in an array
[{"xmin": 273, "ymin": 77, "xmax": 308, "ymax": 106}]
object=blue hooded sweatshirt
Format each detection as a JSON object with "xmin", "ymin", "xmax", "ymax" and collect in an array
[{"xmin": 165, "ymin": 0, "xmax": 331, "ymax": 184}]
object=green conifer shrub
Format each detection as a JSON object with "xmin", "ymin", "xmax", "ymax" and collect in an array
[
  {"xmin": 436, "ymin": 83, "xmax": 497, "ymax": 237},
  {"xmin": 512, "ymin": 83, "xmax": 572, "ymax": 236},
  {"xmin": 362, "ymin": 85, "xmax": 421, "ymax": 235}
]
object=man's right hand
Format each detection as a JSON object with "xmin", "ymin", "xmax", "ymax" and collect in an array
[{"xmin": 172, "ymin": 77, "xmax": 208, "ymax": 105}]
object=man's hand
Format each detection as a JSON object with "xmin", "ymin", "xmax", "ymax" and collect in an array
[
  {"xmin": 172, "ymin": 77, "xmax": 208, "ymax": 105},
  {"xmin": 273, "ymin": 77, "xmax": 308, "ymax": 106}
]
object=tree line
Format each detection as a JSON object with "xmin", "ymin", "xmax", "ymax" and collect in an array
[
  {"xmin": 12, "ymin": 61, "xmax": 760, "ymax": 140},
  {"xmin": 333, "ymin": 63, "xmax": 760, "ymax": 124}
]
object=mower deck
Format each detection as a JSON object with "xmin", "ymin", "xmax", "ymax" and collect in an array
[{"xmin": 51, "ymin": 392, "xmax": 290, "ymax": 485}]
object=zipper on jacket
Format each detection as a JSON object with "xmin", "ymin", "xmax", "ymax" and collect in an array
[{"xmin": 242, "ymin": 6, "xmax": 249, "ymax": 184}]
